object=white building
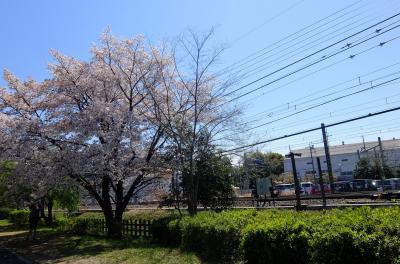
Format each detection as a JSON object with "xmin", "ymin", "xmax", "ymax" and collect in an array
[{"xmin": 284, "ymin": 138, "xmax": 400, "ymax": 181}]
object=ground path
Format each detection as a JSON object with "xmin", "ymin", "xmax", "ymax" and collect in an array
[{"xmin": 0, "ymin": 246, "xmax": 27, "ymax": 264}]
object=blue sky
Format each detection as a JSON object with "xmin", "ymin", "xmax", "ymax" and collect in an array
[{"xmin": 1, "ymin": 0, "xmax": 400, "ymax": 154}]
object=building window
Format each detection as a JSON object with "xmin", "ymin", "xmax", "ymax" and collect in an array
[
  {"xmin": 341, "ymin": 159, "xmax": 348, "ymax": 162},
  {"xmin": 306, "ymin": 162, "xmax": 312, "ymax": 165}
]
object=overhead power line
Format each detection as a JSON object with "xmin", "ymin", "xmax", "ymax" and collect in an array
[
  {"xmin": 245, "ymin": 76, "xmax": 400, "ymax": 131},
  {"xmin": 223, "ymin": 12, "xmax": 400, "ymax": 99},
  {"xmin": 226, "ymin": 27, "xmax": 400, "ymax": 108},
  {"xmin": 265, "ymin": 93, "xmax": 400, "ymax": 133},
  {"xmin": 213, "ymin": 77, "xmax": 400, "ymax": 144},
  {"xmin": 246, "ymin": 69, "xmax": 400, "ymax": 123},
  {"xmin": 216, "ymin": 0, "xmax": 364, "ymax": 76},
  {"xmin": 224, "ymin": 3, "xmax": 386, "ymax": 82},
  {"xmin": 247, "ymin": 61, "xmax": 400, "ymax": 120},
  {"xmin": 221, "ymin": 105, "xmax": 400, "ymax": 154}
]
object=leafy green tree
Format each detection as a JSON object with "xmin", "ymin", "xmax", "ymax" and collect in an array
[
  {"xmin": 0, "ymin": 160, "xmax": 22, "ymax": 208},
  {"xmin": 1, "ymin": 158, "xmax": 80, "ymax": 224},
  {"xmin": 354, "ymin": 157, "xmax": 393, "ymax": 179},
  {"xmin": 53, "ymin": 185, "xmax": 80, "ymax": 212},
  {"xmin": 0, "ymin": 161, "xmax": 16, "ymax": 207},
  {"xmin": 196, "ymin": 149, "xmax": 234, "ymax": 210},
  {"xmin": 266, "ymin": 153, "xmax": 285, "ymax": 175},
  {"xmin": 354, "ymin": 157, "xmax": 374, "ymax": 179},
  {"xmin": 243, "ymin": 152, "xmax": 284, "ymax": 188},
  {"xmin": 370, "ymin": 158, "xmax": 384, "ymax": 180},
  {"xmin": 382, "ymin": 163, "xmax": 394, "ymax": 179}
]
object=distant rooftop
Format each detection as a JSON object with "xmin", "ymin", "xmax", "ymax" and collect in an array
[{"xmin": 291, "ymin": 138, "xmax": 400, "ymax": 158}]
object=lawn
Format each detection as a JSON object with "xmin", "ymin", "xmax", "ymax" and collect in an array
[{"xmin": 0, "ymin": 220, "xmax": 202, "ymax": 264}]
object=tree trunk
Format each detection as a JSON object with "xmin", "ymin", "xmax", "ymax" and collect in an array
[
  {"xmin": 104, "ymin": 212, "xmax": 123, "ymax": 238},
  {"xmin": 38, "ymin": 197, "xmax": 53, "ymax": 226},
  {"xmin": 39, "ymin": 198, "xmax": 46, "ymax": 220},
  {"xmin": 187, "ymin": 182, "xmax": 198, "ymax": 215},
  {"xmin": 113, "ymin": 181, "xmax": 124, "ymax": 237},
  {"xmin": 101, "ymin": 176, "xmax": 123, "ymax": 238},
  {"xmin": 46, "ymin": 198, "xmax": 53, "ymax": 226}
]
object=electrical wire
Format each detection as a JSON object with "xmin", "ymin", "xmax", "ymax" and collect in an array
[{"xmin": 225, "ymin": 19, "xmax": 400, "ymax": 102}]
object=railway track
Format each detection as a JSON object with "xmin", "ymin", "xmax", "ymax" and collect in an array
[{"xmin": 75, "ymin": 191, "xmax": 400, "ymax": 212}]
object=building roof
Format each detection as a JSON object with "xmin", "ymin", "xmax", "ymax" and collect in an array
[{"xmin": 289, "ymin": 138, "xmax": 400, "ymax": 158}]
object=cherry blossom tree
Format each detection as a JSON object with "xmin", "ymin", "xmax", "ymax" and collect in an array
[
  {"xmin": 0, "ymin": 29, "xmax": 242, "ymax": 236},
  {"xmin": 0, "ymin": 31, "xmax": 172, "ymax": 237}
]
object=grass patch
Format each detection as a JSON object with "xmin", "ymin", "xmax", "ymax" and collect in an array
[
  {"xmin": 0, "ymin": 219, "xmax": 23, "ymax": 232},
  {"xmin": 0, "ymin": 229, "xmax": 202, "ymax": 264},
  {"xmin": 0, "ymin": 219, "xmax": 12, "ymax": 228}
]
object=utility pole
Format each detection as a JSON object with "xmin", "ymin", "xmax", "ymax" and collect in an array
[
  {"xmin": 321, "ymin": 123, "xmax": 335, "ymax": 193},
  {"xmin": 285, "ymin": 152, "xmax": 302, "ymax": 210},
  {"xmin": 316, "ymin": 157, "xmax": 326, "ymax": 208},
  {"xmin": 362, "ymin": 136, "xmax": 366, "ymax": 150},
  {"xmin": 243, "ymin": 152, "xmax": 249, "ymax": 190},
  {"xmin": 378, "ymin": 137, "xmax": 386, "ymax": 180},
  {"xmin": 309, "ymin": 144, "xmax": 316, "ymax": 184}
]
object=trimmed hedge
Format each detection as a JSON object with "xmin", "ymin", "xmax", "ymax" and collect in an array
[
  {"xmin": 243, "ymin": 218, "xmax": 311, "ymax": 264},
  {"xmin": 9, "ymin": 209, "xmax": 29, "ymax": 226},
  {"xmin": 152, "ymin": 216, "xmax": 182, "ymax": 246},
  {"xmin": 153, "ymin": 207, "xmax": 400, "ymax": 264},
  {"xmin": 78, "ymin": 209, "xmax": 179, "ymax": 221},
  {"xmin": 55, "ymin": 216, "xmax": 89, "ymax": 235}
]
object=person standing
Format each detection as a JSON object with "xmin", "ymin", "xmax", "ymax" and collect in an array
[{"xmin": 26, "ymin": 203, "xmax": 40, "ymax": 240}]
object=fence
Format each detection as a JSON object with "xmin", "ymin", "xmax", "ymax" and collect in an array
[{"xmin": 71, "ymin": 218, "xmax": 153, "ymax": 238}]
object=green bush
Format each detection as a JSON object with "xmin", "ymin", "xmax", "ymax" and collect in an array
[
  {"xmin": 54, "ymin": 215, "xmax": 74, "ymax": 228},
  {"xmin": 56, "ymin": 217, "xmax": 89, "ymax": 235},
  {"xmin": 54, "ymin": 207, "xmax": 400, "ymax": 263},
  {"xmin": 71, "ymin": 219, "xmax": 89, "ymax": 235},
  {"xmin": 152, "ymin": 216, "xmax": 182, "ymax": 246},
  {"xmin": 78, "ymin": 209, "xmax": 178, "ymax": 221},
  {"xmin": 243, "ymin": 219, "xmax": 311, "ymax": 264},
  {"xmin": 178, "ymin": 210, "xmax": 257, "ymax": 262},
  {"xmin": 154, "ymin": 208, "xmax": 400, "ymax": 264},
  {"xmin": 77, "ymin": 212, "xmax": 103, "ymax": 219},
  {"xmin": 0, "ymin": 207, "xmax": 11, "ymax": 220},
  {"xmin": 9, "ymin": 209, "xmax": 29, "ymax": 226},
  {"xmin": 310, "ymin": 228, "xmax": 400, "ymax": 264}
]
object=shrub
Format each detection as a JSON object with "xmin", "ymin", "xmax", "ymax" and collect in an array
[
  {"xmin": 0, "ymin": 207, "xmax": 11, "ymax": 220},
  {"xmin": 178, "ymin": 210, "xmax": 257, "ymax": 263},
  {"xmin": 78, "ymin": 209, "xmax": 178, "ymax": 221},
  {"xmin": 152, "ymin": 216, "xmax": 182, "ymax": 246},
  {"xmin": 56, "ymin": 217, "xmax": 89, "ymax": 235},
  {"xmin": 54, "ymin": 215, "xmax": 74, "ymax": 228},
  {"xmin": 243, "ymin": 219, "xmax": 311, "ymax": 264},
  {"xmin": 54, "ymin": 207, "xmax": 400, "ymax": 263},
  {"xmin": 70, "ymin": 218, "xmax": 89, "ymax": 235},
  {"xmin": 124, "ymin": 209, "xmax": 177, "ymax": 220},
  {"xmin": 154, "ymin": 208, "xmax": 400, "ymax": 264},
  {"xmin": 9, "ymin": 209, "xmax": 29, "ymax": 226},
  {"xmin": 77, "ymin": 212, "xmax": 103, "ymax": 220}
]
